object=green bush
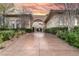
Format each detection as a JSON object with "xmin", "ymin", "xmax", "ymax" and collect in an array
[
  {"xmin": 0, "ymin": 34, "xmax": 4, "ymax": 44},
  {"xmin": 0, "ymin": 28, "xmax": 33, "ymax": 44},
  {"xmin": 45, "ymin": 27, "xmax": 79, "ymax": 48},
  {"xmin": 0, "ymin": 30, "xmax": 15, "ymax": 44},
  {"xmin": 25, "ymin": 28, "xmax": 33, "ymax": 33},
  {"xmin": 45, "ymin": 27, "xmax": 68, "ymax": 34}
]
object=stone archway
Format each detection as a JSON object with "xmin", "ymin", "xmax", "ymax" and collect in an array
[{"xmin": 32, "ymin": 19, "xmax": 45, "ymax": 32}]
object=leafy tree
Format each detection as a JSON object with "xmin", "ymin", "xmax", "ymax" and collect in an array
[{"xmin": 0, "ymin": 3, "xmax": 14, "ymax": 28}]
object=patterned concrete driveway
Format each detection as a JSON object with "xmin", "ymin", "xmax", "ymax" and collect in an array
[{"xmin": 0, "ymin": 32, "xmax": 79, "ymax": 56}]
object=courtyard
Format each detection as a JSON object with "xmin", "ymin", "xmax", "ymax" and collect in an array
[
  {"xmin": 0, "ymin": 32, "xmax": 79, "ymax": 56},
  {"xmin": 0, "ymin": 3, "xmax": 79, "ymax": 56}
]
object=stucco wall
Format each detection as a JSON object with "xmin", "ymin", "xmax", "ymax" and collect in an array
[{"xmin": 46, "ymin": 14, "xmax": 79, "ymax": 28}]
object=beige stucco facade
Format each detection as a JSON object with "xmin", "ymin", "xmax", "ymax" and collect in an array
[{"xmin": 45, "ymin": 10, "xmax": 79, "ymax": 28}]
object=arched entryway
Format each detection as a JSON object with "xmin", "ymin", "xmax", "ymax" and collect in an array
[{"xmin": 32, "ymin": 19, "xmax": 45, "ymax": 32}]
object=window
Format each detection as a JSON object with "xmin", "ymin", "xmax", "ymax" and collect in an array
[
  {"xmin": 75, "ymin": 18, "xmax": 77, "ymax": 26},
  {"xmin": 60, "ymin": 20, "xmax": 63, "ymax": 25}
]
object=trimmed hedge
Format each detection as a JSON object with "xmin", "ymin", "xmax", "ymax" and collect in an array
[
  {"xmin": 25, "ymin": 28, "xmax": 33, "ymax": 33},
  {"xmin": 0, "ymin": 28, "xmax": 33, "ymax": 35},
  {"xmin": 45, "ymin": 27, "xmax": 68, "ymax": 34}
]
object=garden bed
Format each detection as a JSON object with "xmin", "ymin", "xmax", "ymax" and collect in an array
[
  {"xmin": 45, "ymin": 27, "xmax": 79, "ymax": 48},
  {"xmin": 0, "ymin": 28, "xmax": 33, "ymax": 45}
]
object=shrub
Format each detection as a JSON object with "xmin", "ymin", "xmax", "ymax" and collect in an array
[
  {"xmin": 0, "ymin": 30, "xmax": 15, "ymax": 43},
  {"xmin": 45, "ymin": 27, "xmax": 68, "ymax": 34},
  {"xmin": 45, "ymin": 27, "xmax": 79, "ymax": 48},
  {"xmin": 57, "ymin": 30, "xmax": 79, "ymax": 48},
  {"xmin": 0, "ymin": 34, "xmax": 4, "ymax": 44},
  {"xmin": 0, "ymin": 28, "xmax": 33, "ymax": 44},
  {"xmin": 25, "ymin": 28, "xmax": 33, "ymax": 33}
]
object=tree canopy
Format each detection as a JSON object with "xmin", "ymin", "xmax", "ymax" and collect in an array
[{"xmin": 0, "ymin": 3, "xmax": 14, "ymax": 14}]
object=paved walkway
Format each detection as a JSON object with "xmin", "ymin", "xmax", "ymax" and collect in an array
[{"xmin": 0, "ymin": 32, "xmax": 79, "ymax": 56}]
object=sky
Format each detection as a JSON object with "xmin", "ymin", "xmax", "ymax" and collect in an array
[{"xmin": 15, "ymin": 3, "xmax": 64, "ymax": 15}]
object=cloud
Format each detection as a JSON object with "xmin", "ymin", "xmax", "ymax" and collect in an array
[{"xmin": 15, "ymin": 3, "xmax": 64, "ymax": 15}]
